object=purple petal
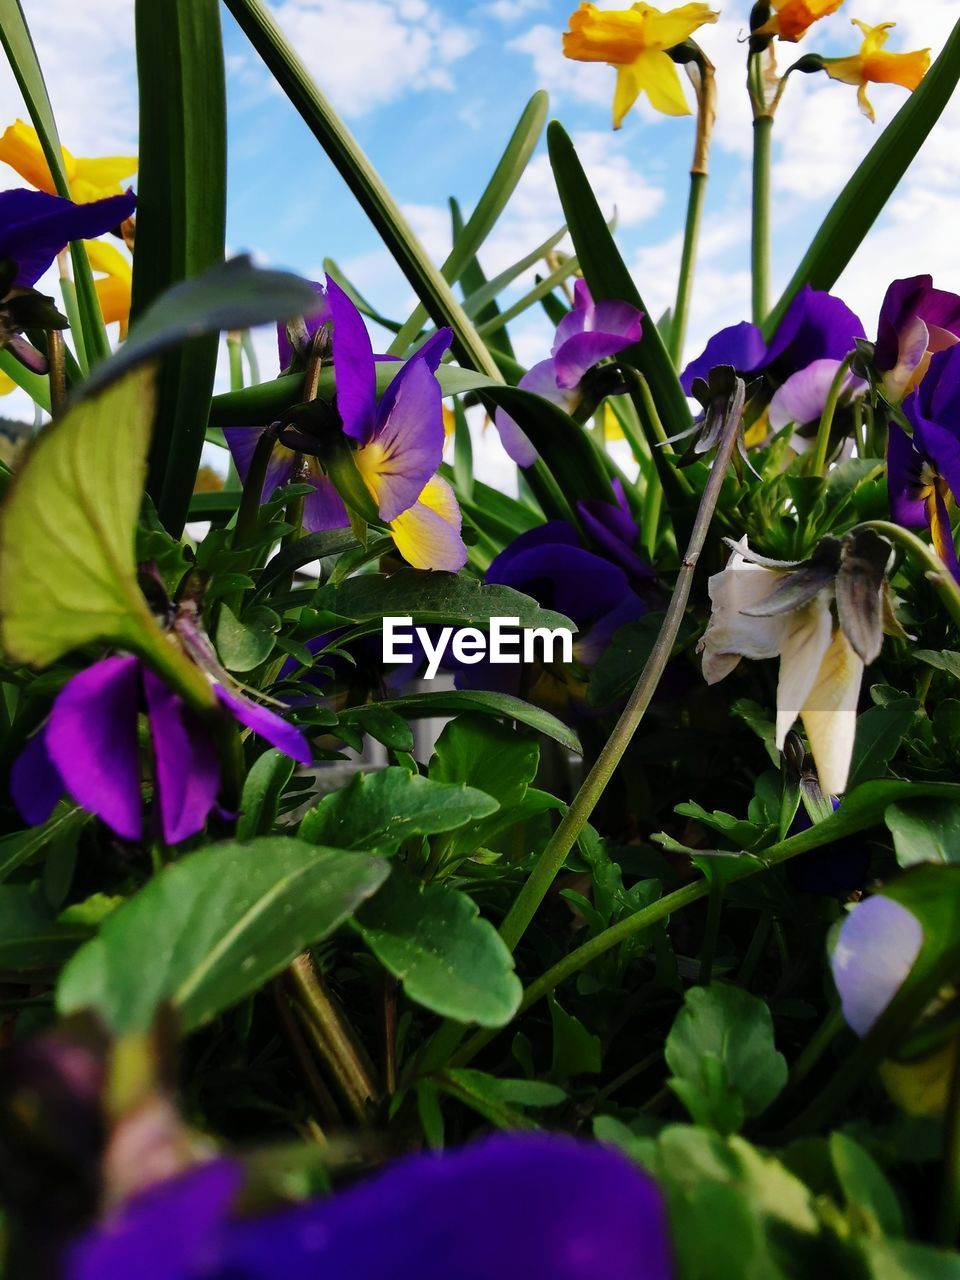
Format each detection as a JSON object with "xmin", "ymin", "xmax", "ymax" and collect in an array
[
  {"xmin": 10, "ymin": 729, "xmax": 63, "ymax": 826},
  {"xmin": 552, "ymin": 294, "xmax": 642, "ymax": 390},
  {"xmin": 768, "ymin": 358, "xmax": 866, "ymax": 430},
  {"xmin": 301, "ymin": 460, "xmax": 350, "ymax": 533},
  {"xmin": 222, "ymin": 429, "xmax": 295, "ymax": 502},
  {"xmin": 143, "ymin": 669, "xmax": 221, "ymax": 845},
  {"xmin": 277, "ymin": 280, "xmax": 328, "ymax": 371},
  {"xmin": 831, "ymin": 895, "xmax": 923, "ymax": 1037},
  {"xmin": 488, "ymin": 540, "xmax": 629, "ymax": 630},
  {"xmin": 47, "ymin": 656, "xmax": 143, "ymax": 841},
  {"xmin": 225, "ymin": 1135, "xmax": 672, "ymax": 1280},
  {"xmin": 925, "ymin": 345, "xmax": 960, "ymax": 428},
  {"xmin": 326, "ymin": 274, "xmax": 376, "ymax": 443},
  {"xmin": 887, "ymin": 421, "xmax": 927, "ymax": 529},
  {"xmin": 67, "ymin": 1160, "xmax": 244, "ymax": 1280},
  {"xmin": 681, "ymin": 321, "xmax": 767, "ymax": 393},
  {"xmin": 494, "ymin": 359, "xmax": 573, "ymax": 466},
  {"xmin": 765, "ymin": 287, "xmax": 864, "ymax": 372},
  {"xmin": 408, "ymin": 327, "xmax": 453, "ymax": 374},
  {"xmin": 368, "ymin": 356, "xmax": 445, "ymax": 522},
  {"xmin": 487, "ymin": 519, "xmax": 580, "ymax": 580},
  {"xmin": 577, "ymin": 481, "xmax": 652, "ymax": 582},
  {"xmin": 0, "ymin": 188, "xmax": 136, "ymax": 288},
  {"xmin": 67, "ymin": 1138, "xmax": 671, "ymax": 1280},
  {"xmin": 214, "ymin": 684, "xmax": 311, "ymax": 765},
  {"xmin": 876, "ymin": 275, "xmax": 960, "ymax": 373},
  {"xmin": 576, "ymin": 592, "xmax": 646, "ymax": 666}
]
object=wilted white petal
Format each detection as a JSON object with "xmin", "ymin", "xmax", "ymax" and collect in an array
[
  {"xmin": 800, "ymin": 626, "xmax": 865, "ymax": 795},
  {"xmin": 700, "ymin": 540, "xmax": 788, "ymax": 684},
  {"xmin": 832, "ymin": 896, "xmax": 923, "ymax": 1036},
  {"xmin": 774, "ymin": 594, "xmax": 834, "ymax": 750}
]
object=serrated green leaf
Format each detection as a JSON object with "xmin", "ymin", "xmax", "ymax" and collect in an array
[
  {"xmin": 299, "ymin": 767, "xmax": 498, "ymax": 855},
  {"xmin": 56, "ymin": 837, "xmax": 388, "ymax": 1033},
  {"xmin": 355, "ymin": 873, "xmax": 521, "ymax": 1026}
]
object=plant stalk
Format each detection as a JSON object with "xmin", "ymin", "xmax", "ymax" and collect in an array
[
  {"xmin": 809, "ymin": 354, "xmax": 853, "ymax": 478},
  {"xmin": 751, "ymin": 113, "xmax": 773, "ymax": 326}
]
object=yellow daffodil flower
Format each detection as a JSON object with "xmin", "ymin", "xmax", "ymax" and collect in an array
[
  {"xmin": 84, "ymin": 238, "xmax": 133, "ymax": 338},
  {"xmin": 563, "ymin": 2, "xmax": 719, "ymax": 129},
  {"xmin": 0, "ymin": 119, "xmax": 136, "ymax": 203},
  {"xmin": 752, "ymin": 0, "xmax": 843, "ymax": 43},
  {"xmin": 822, "ymin": 20, "xmax": 930, "ymax": 123}
]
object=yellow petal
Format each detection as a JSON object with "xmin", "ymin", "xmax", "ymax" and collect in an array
[
  {"xmin": 389, "ymin": 476, "xmax": 466, "ymax": 572},
  {"xmin": 853, "ymin": 19, "xmax": 893, "ymax": 56},
  {"xmin": 756, "ymin": 0, "xmax": 843, "ymax": 42},
  {"xmin": 799, "ymin": 627, "xmax": 865, "ymax": 795},
  {"xmin": 84, "ymin": 238, "xmax": 133, "ymax": 283},
  {"xmin": 631, "ymin": 49, "xmax": 692, "ymax": 117},
  {"xmin": 0, "ymin": 119, "xmax": 67, "ymax": 194},
  {"xmin": 94, "ymin": 275, "xmax": 131, "ymax": 339},
  {"xmin": 632, "ymin": 2, "xmax": 719, "ymax": 50},
  {"xmin": 863, "ymin": 47, "xmax": 931, "ymax": 91},
  {"xmin": 73, "ymin": 154, "xmax": 138, "ymax": 202},
  {"xmin": 613, "ymin": 62, "xmax": 645, "ymax": 128},
  {"xmin": 879, "ymin": 1039, "xmax": 958, "ymax": 1119},
  {"xmin": 564, "ymin": 4, "xmax": 648, "ymax": 65},
  {"xmin": 856, "ymin": 80, "xmax": 876, "ymax": 122},
  {"xmin": 0, "ymin": 369, "xmax": 16, "ymax": 396},
  {"xmin": 823, "ymin": 55, "xmax": 865, "ymax": 87}
]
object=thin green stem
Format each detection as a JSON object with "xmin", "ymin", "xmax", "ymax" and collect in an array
[
  {"xmin": 227, "ymin": 333, "xmax": 245, "ymax": 392},
  {"xmin": 785, "ymin": 1004, "xmax": 845, "ymax": 1094},
  {"xmin": 751, "ymin": 113, "xmax": 773, "ymax": 326},
  {"xmin": 856, "ymin": 520, "xmax": 960, "ymax": 630},
  {"xmin": 47, "ymin": 330, "xmax": 67, "ymax": 418},
  {"xmin": 698, "ymin": 874, "xmax": 723, "ymax": 985},
  {"xmin": 669, "ymin": 171, "xmax": 707, "ymax": 367},
  {"xmin": 936, "ymin": 1035, "xmax": 960, "ymax": 1246},
  {"xmin": 809, "ymin": 354, "xmax": 852, "ymax": 478},
  {"xmin": 234, "ymin": 426, "xmax": 279, "ymax": 548}
]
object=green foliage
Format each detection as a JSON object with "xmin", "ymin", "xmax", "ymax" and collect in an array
[
  {"xmin": 56, "ymin": 838, "xmax": 388, "ymax": 1033},
  {"xmin": 665, "ymin": 985, "xmax": 787, "ymax": 1134},
  {"xmin": 354, "ymin": 874, "xmax": 522, "ymax": 1026}
]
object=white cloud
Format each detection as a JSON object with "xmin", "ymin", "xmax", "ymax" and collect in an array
[
  {"xmin": 267, "ymin": 0, "xmax": 477, "ymax": 117},
  {"xmin": 480, "ymin": 0, "xmax": 548, "ymax": 25}
]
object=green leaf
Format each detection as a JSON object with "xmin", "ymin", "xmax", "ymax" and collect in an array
[
  {"xmin": 0, "ymin": 885, "xmax": 90, "ymax": 972},
  {"xmin": 131, "ymin": 0, "xmax": 227, "ymax": 535},
  {"xmin": 253, "ymin": 528, "xmax": 359, "ymax": 597},
  {"xmin": 391, "ymin": 91, "xmax": 548, "ymax": 354},
  {"xmin": 885, "ymin": 799, "xmax": 960, "ymax": 867},
  {"xmin": 215, "ymin": 602, "xmax": 276, "ymax": 672},
  {"xmin": 88, "ymin": 257, "xmax": 321, "ymax": 400},
  {"xmin": 0, "ymin": 804, "xmax": 87, "ymax": 884},
  {"xmin": 338, "ymin": 690, "xmax": 581, "ymax": 755},
  {"xmin": 299, "ymin": 767, "xmax": 498, "ymax": 855},
  {"xmin": 546, "ymin": 120, "xmax": 689, "ymax": 433},
  {"xmin": 0, "ymin": 366, "xmax": 157, "ymax": 665},
  {"xmin": 354, "ymin": 874, "xmax": 522, "ymax": 1026},
  {"xmin": 443, "ymin": 1069, "xmax": 565, "ymax": 1109},
  {"xmin": 665, "ymin": 984, "xmax": 787, "ymax": 1134},
  {"xmin": 548, "ymin": 994, "xmax": 602, "ymax": 1081},
  {"xmin": 223, "ymin": 0, "xmax": 501, "ymax": 383},
  {"xmin": 764, "ymin": 19, "xmax": 960, "ymax": 337},
  {"xmin": 915, "ymin": 648, "xmax": 960, "ymax": 681},
  {"xmin": 346, "ymin": 705, "xmax": 415, "ymax": 754},
  {"xmin": 431, "ymin": 714, "xmax": 539, "ymax": 809},
  {"xmin": 236, "ymin": 749, "xmax": 296, "ymax": 840},
  {"xmin": 829, "ymin": 1132, "xmax": 904, "ymax": 1238},
  {"xmin": 316, "ymin": 568, "xmax": 574, "ymax": 635},
  {"xmin": 56, "ymin": 837, "xmax": 388, "ymax": 1033},
  {"xmin": 848, "ymin": 698, "xmax": 918, "ymax": 790}
]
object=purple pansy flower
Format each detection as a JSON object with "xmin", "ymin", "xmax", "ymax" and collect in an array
[
  {"xmin": 681, "ymin": 287, "xmax": 864, "ymax": 409},
  {"xmin": 494, "ymin": 280, "xmax": 643, "ymax": 466},
  {"xmin": 875, "ymin": 275, "xmax": 960, "ymax": 402},
  {"xmin": 0, "ymin": 187, "xmax": 136, "ymax": 288},
  {"xmin": 225, "ymin": 276, "xmax": 465, "ymax": 571},
  {"xmin": 888, "ymin": 345, "xmax": 960, "ymax": 579},
  {"xmin": 10, "ymin": 653, "xmax": 310, "ymax": 846},
  {"xmin": 67, "ymin": 1135, "xmax": 672, "ymax": 1280},
  {"xmin": 831, "ymin": 894, "xmax": 923, "ymax": 1037}
]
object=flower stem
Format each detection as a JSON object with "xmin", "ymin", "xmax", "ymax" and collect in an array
[
  {"xmin": 809, "ymin": 354, "xmax": 853, "ymax": 478},
  {"xmin": 421, "ymin": 380, "xmax": 745, "ymax": 1074},
  {"xmin": 47, "ymin": 330, "xmax": 67, "ymax": 418},
  {"xmin": 234, "ymin": 425, "xmax": 279, "ymax": 548},
  {"xmin": 855, "ymin": 520, "xmax": 960, "ymax": 629},
  {"xmin": 669, "ymin": 171, "xmax": 708, "ymax": 368},
  {"xmin": 751, "ymin": 113, "xmax": 773, "ymax": 326}
]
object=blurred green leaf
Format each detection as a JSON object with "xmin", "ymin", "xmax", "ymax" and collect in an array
[
  {"xmin": 236, "ymin": 749, "xmax": 296, "ymax": 839},
  {"xmin": 885, "ymin": 800, "xmax": 960, "ymax": 867}
]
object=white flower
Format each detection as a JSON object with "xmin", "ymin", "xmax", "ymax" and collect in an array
[{"xmin": 698, "ymin": 533, "xmax": 891, "ymax": 795}]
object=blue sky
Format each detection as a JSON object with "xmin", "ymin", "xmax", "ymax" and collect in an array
[{"xmin": 2, "ymin": 0, "xmax": 959, "ymax": 482}]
